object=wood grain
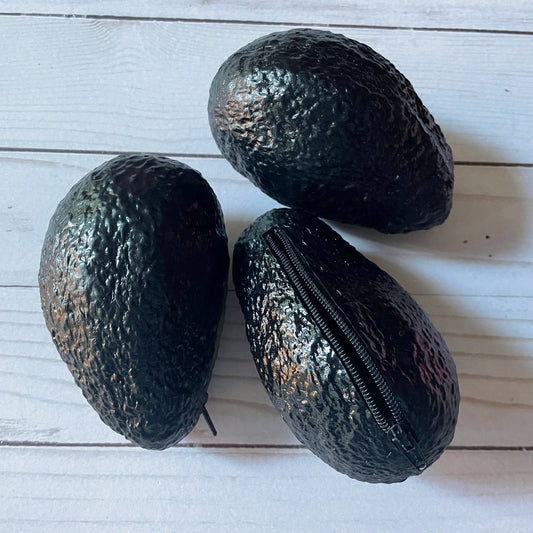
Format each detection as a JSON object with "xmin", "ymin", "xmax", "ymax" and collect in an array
[
  {"xmin": 1, "ymin": 284, "xmax": 532, "ymax": 447},
  {"xmin": 0, "ymin": 17, "xmax": 532, "ymax": 162},
  {"xmin": 0, "ymin": 1, "xmax": 532, "ymax": 32},
  {"xmin": 1, "ymin": 153, "xmax": 532, "ymax": 292},
  {"xmin": 1, "ymin": 446, "xmax": 532, "ymax": 532}
]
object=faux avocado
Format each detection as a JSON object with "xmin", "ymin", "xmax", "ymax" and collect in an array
[
  {"xmin": 209, "ymin": 29, "xmax": 454, "ymax": 233},
  {"xmin": 233, "ymin": 209, "xmax": 459, "ymax": 483},
  {"xmin": 39, "ymin": 154, "xmax": 229, "ymax": 449}
]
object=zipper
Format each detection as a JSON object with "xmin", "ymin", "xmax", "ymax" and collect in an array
[{"xmin": 263, "ymin": 227, "xmax": 427, "ymax": 472}]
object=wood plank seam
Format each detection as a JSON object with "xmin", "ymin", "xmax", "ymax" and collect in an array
[
  {"xmin": 0, "ymin": 147, "xmax": 226, "ymax": 159},
  {"xmin": 1, "ymin": 147, "xmax": 533, "ymax": 167},
  {"xmin": 0, "ymin": 441, "xmax": 532, "ymax": 451},
  {"xmin": 0, "ymin": 12, "xmax": 532, "ymax": 36}
]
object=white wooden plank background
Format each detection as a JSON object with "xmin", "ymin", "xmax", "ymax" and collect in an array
[
  {"xmin": 0, "ymin": 18, "xmax": 531, "ymax": 163},
  {"xmin": 1, "ymin": 153, "xmax": 532, "ymax": 448},
  {"xmin": 1, "ymin": 448, "xmax": 532, "ymax": 532},
  {"xmin": 1, "ymin": 2, "xmax": 532, "ymax": 531}
]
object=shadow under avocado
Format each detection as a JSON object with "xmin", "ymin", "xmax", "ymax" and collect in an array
[{"xmin": 334, "ymin": 128, "xmax": 530, "ymax": 260}]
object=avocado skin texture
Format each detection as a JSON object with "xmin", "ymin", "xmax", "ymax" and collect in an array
[
  {"xmin": 209, "ymin": 29, "xmax": 454, "ymax": 233},
  {"xmin": 39, "ymin": 154, "xmax": 229, "ymax": 449},
  {"xmin": 233, "ymin": 209, "xmax": 459, "ymax": 482}
]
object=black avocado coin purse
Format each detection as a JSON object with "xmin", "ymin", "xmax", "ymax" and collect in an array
[{"xmin": 233, "ymin": 208, "xmax": 459, "ymax": 483}]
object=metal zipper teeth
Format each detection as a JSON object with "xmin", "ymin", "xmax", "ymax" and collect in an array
[{"xmin": 264, "ymin": 227, "xmax": 427, "ymax": 472}]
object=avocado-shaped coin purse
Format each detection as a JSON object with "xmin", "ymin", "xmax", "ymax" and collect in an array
[
  {"xmin": 233, "ymin": 209, "xmax": 459, "ymax": 483},
  {"xmin": 39, "ymin": 154, "xmax": 229, "ymax": 449},
  {"xmin": 209, "ymin": 28, "xmax": 454, "ymax": 233}
]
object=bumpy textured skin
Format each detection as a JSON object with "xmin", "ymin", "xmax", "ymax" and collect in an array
[
  {"xmin": 233, "ymin": 209, "xmax": 459, "ymax": 483},
  {"xmin": 209, "ymin": 29, "xmax": 454, "ymax": 233},
  {"xmin": 39, "ymin": 154, "xmax": 229, "ymax": 449}
]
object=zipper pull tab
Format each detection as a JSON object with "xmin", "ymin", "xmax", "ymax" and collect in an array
[
  {"xmin": 202, "ymin": 405, "xmax": 217, "ymax": 437},
  {"xmin": 388, "ymin": 423, "xmax": 427, "ymax": 472}
]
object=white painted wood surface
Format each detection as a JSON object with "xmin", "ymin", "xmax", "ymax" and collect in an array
[
  {"xmin": 1, "ymin": 154, "xmax": 532, "ymax": 448},
  {"xmin": 0, "ymin": 18, "xmax": 531, "ymax": 162},
  {"xmin": 1, "ymin": 3, "xmax": 532, "ymax": 531},
  {"xmin": 0, "ymin": 1, "xmax": 531, "ymax": 31},
  {"xmin": 2, "ymin": 447, "xmax": 532, "ymax": 532}
]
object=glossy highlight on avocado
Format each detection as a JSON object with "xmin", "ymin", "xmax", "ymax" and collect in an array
[
  {"xmin": 209, "ymin": 29, "xmax": 454, "ymax": 233},
  {"xmin": 39, "ymin": 154, "xmax": 229, "ymax": 449},
  {"xmin": 233, "ymin": 208, "xmax": 459, "ymax": 483}
]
